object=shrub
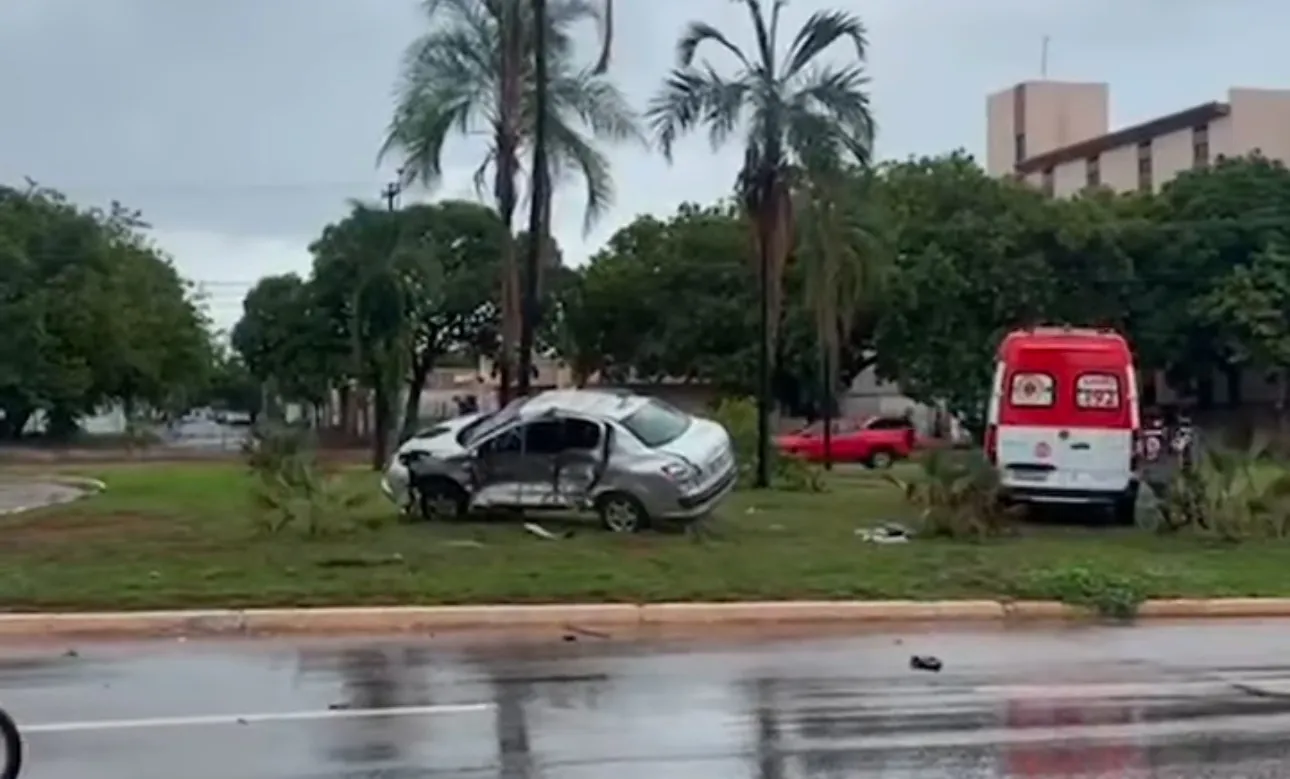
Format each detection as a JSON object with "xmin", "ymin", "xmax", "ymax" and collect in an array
[
  {"xmin": 243, "ymin": 423, "xmax": 365, "ymax": 536},
  {"xmin": 1153, "ymin": 435, "xmax": 1290, "ymax": 540},
  {"xmin": 886, "ymin": 448, "xmax": 1018, "ymax": 539},
  {"xmin": 1020, "ymin": 566, "xmax": 1148, "ymax": 620},
  {"xmin": 708, "ymin": 396, "xmax": 824, "ymax": 492}
]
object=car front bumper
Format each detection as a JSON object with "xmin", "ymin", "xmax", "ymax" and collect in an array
[
  {"xmin": 654, "ymin": 467, "xmax": 739, "ymax": 520},
  {"xmin": 380, "ymin": 462, "xmax": 412, "ymax": 508}
]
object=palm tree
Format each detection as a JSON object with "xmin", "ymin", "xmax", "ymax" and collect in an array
[
  {"xmin": 382, "ymin": 0, "xmax": 638, "ymax": 403},
  {"xmin": 516, "ymin": 0, "xmax": 615, "ymax": 396},
  {"xmin": 647, "ymin": 0, "xmax": 875, "ymax": 487},
  {"xmin": 795, "ymin": 163, "xmax": 886, "ymax": 468}
]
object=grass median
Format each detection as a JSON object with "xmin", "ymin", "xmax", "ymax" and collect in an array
[{"xmin": 0, "ymin": 461, "xmax": 1288, "ymax": 614}]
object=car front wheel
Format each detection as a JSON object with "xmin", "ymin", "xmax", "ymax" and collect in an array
[
  {"xmin": 413, "ymin": 476, "xmax": 468, "ymax": 521},
  {"xmin": 596, "ymin": 492, "xmax": 650, "ymax": 533}
]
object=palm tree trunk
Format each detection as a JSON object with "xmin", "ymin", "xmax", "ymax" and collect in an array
[
  {"xmin": 822, "ymin": 348, "xmax": 834, "ymax": 470},
  {"xmin": 518, "ymin": 0, "xmax": 550, "ymax": 398},
  {"xmin": 755, "ymin": 218, "xmax": 772, "ymax": 488},
  {"xmin": 494, "ymin": 0, "xmax": 524, "ymax": 407}
]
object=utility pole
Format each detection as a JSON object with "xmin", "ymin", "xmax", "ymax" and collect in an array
[{"xmin": 382, "ymin": 177, "xmax": 402, "ymax": 212}]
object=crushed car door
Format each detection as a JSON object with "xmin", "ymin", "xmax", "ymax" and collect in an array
[
  {"xmin": 468, "ymin": 423, "xmax": 527, "ymax": 508},
  {"xmin": 524, "ymin": 415, "xmax": 609, "ymax": 509}
]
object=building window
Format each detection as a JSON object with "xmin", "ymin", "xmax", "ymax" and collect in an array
[
  {"xmin": 1086, "ymin": 156, "xmax": 1101, "ymax": 188},
  {"xmin": 1192, "ymin": 124, "xmax": 1210, "ymax": 169},
  {"xmin": 1137, "ymin": 139, "xmax": 1153, "ymax": 192},
  {"xmin": 1014, "ymin": 133, "xmax": 1027, "ymax": 163},
  {"xmin": 1040, "ymin": 166, "xmax": 1054, "ymax": 196}
]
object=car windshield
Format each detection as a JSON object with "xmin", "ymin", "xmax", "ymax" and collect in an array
[
  {"xmin": 459, "ymin": 398, "xmax": 528, "ymax": 447},
  {"xmin": 621, "ymin": 399, "xmax": 691, "ymax": 447}
]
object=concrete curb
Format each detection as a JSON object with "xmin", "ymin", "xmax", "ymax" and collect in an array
[{"xmin": 3, "ymin": 598, "xmax": 1290, "ymax": 638}]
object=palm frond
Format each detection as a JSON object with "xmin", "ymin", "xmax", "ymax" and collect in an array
[
  {"xmin": 786, "ymin": 65, "xmax": 875, "ymax": 168},
  {"xmin": 546, "ymin": 67, "xmax": 643, "ymax": 144},
  {"xmin": 546, "ymin": 120, "xmax": 614, "ymax": 234},
  {"xmin": 647, "ymin": 68, "xmax": 748, "ymax": 160},
  {"xmin": 737, "ymin": 0, "xmax": 781, "ymax": 77},
  {"xmin": 676, "ymin": 21, "xmax": 752, "ymax": 70},
  {"xmin": 783, "ymin": 10, "xmax": 867, "ymax": 80}
]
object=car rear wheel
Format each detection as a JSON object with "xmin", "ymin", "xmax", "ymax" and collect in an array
[
  {"xmin": 413, "ymin": 476, "xmax": 468, "ymax": 521},
  {"xmin": 866, "ymin": 449, "xmax": 895, "ymax": 470},
  {"xmin": 596, "ymin": 492, "xmax": 650, "ymax": 533}
]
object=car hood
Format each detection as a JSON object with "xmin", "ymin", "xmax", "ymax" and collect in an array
[{"xmin": 394, "ymin": 412, "xmax": 486, "ymax": 459}]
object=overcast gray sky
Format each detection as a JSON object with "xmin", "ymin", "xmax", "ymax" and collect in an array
[{"xmin": 2, "ymin": 0, "xmax": 1288, "ymax": 329}]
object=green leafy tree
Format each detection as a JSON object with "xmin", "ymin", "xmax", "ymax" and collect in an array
[
  {"xmin": 392, "ymin": 200, "xmax": 507, "ymax": 440},
  {"xmin": 1145, "ymin": 154, "xmax": 1290, "ymax": 407},
  {"xmin": 0, "ymin": 185, "xmax": 213, "ymax": 438},
  {"xmin": 869, "ymin": 153, "xmax": 1057, "ymax": 430},
  {"xmin": 795, "ymin": 162, "xmax": 887, "ymax": 464},
  {"xmin": 230, "ymin": 273, "xmax": 341, "ymax": 412},
  {"xmin": 647, "ymin": 0, "xmax": 875, "ymax": 486},
  {"xmin": 308, "ymin": 204, "xmax": 418, "ymax": 469},
  {"xmin": 382, "ymin": 0, "xmax": 639, "ymax": 403},
  {"xmin": 557, "ymin": 203, "xmax": 870, "ymax": 408},
  {"xmin": 1200, "ymin": 240, "xmax": 1290, "ymax": 421}
]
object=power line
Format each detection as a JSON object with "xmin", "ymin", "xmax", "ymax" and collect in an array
[{"xmin": 19, "ymin": 180, "xmax": 395, "ymax": 197}]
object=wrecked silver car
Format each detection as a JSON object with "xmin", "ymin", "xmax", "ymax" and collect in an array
[{"xmin": 381, "ymin": 389, "xmax": 737, "ymax": 533}]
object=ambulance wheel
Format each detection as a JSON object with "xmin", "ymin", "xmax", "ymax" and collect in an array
[{"xmin": 1112, "ymin": 485, "xmax": 1139, "ymax": 526}]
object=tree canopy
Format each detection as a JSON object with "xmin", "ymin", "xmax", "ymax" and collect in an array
[{"xmin": 0, "ymin": 185, "xmax": 212, "ymax": 438}]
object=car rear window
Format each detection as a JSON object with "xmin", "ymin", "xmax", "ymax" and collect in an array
[
  {"xmin": 1009, "ymin": 372, "xmax": 1055, "ymax": 407},
  {"xmin": 1075, "ymin": 373, "xmax": 1121, "ymax": 409},
  {"xmin": 621, "ymin": 399, "xmax": 691, "ymax": 447}
]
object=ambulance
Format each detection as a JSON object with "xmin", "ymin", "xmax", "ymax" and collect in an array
[{"xmin": 984, "ymin": 327, "xmax": 1140, "ymax": 522}]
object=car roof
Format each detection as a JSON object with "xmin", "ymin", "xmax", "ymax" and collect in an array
[{"xmin": 519, "ymin": 389, "xmax": 648, "ymax": 422}]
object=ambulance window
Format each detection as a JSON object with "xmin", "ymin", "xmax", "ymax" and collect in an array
[
  {"xmin": 1076, "ymin": 373, "xmax": 1121, "ymax": 409},
  {"xmin": 1009, "ymin": 372, "xmax": 1054, "ymax": 407}
]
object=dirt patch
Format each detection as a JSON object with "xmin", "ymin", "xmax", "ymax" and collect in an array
[{"xmin": 0, "ymin": 512, "xmax": 174, "ymax": 551}]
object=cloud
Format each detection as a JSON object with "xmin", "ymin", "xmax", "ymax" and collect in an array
[{"xmin": 4, "ymin": 0, "xmax": 1290, "ymax": 333}]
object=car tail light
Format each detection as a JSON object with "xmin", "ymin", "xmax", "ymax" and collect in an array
[{"xmin": 984, "ymin": 424, "xmax": 998, "ymax": 465}]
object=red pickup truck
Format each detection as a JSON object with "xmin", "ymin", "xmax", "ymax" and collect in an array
[{"xmin": 774, "ymin": 416, "xmax": 916, "ymax": 468}]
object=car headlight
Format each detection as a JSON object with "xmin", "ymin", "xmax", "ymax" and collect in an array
[{"xmin": 661, "ymin": 461, "xmax": 698, "ymax": 485}]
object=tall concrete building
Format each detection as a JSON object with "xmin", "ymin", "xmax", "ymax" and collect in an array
[
  {"xmin": 987, "ymin": 81, "xmax": 1290, "ymax": 196},
  {"xmin": 986, "ymin": 81, "xmax": 1290, "ymax": 410}
]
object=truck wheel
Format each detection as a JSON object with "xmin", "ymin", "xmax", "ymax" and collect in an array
[{"xmin": 866, "ymin": 449, "xmax": 895, "ymax": 470}]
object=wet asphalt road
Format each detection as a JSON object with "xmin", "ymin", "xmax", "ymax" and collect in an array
[{"xmin": 9, "ymin": 621, "xmax": 1290, "ymax": 778}]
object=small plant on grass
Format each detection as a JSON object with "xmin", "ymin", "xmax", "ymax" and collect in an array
[
  {"xmin": 887, "ymin": 448, "xmax": 1018, "ymax": 539},
  {"xmin": 709, "ymin": 396, "xmax": 824, "ymax": 492},
  {"xmin": 1154, "ymin": 435, "xmax": 1290, "ymax": 540},
  {"xmin": 243, "ymin": 424, "xmax": 366, "ymax": 537},
  {"xmin": 1021, "ymin": 566, "xmax": 1148, "ymax": 620}
]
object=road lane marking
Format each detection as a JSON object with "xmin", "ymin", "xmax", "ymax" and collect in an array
[{"xmin": 23, "ymin": 702, "xmax": 493, "ymax": 734}]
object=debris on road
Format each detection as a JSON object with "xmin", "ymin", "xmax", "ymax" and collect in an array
[
  {"xmin": 910, "ymin": 655, "xmax": 943, "ymax": 672},
  {"xmin": 524, "ymin": 522, "xmax": 575, "ymax": 540},
  {"xmin": 563, "ymin": 624, "xmax": 611, "ymax": 641},
  {"xmin": 856, "ymin": 522, "xmax": 914, "ymax": 543}
]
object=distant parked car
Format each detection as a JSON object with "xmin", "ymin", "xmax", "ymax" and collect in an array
[
  {"xmin": 381, "ymin": 389, "xmax": 737, "ymax": 533},
  {"xmin": 775, "ymin": 416, "xmax": 916, "ymax": 468}
]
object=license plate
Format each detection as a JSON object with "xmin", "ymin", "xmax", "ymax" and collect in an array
[{"xmin": 1009, "ymin": 469, "xmax": 1048, "ymax": 482}]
